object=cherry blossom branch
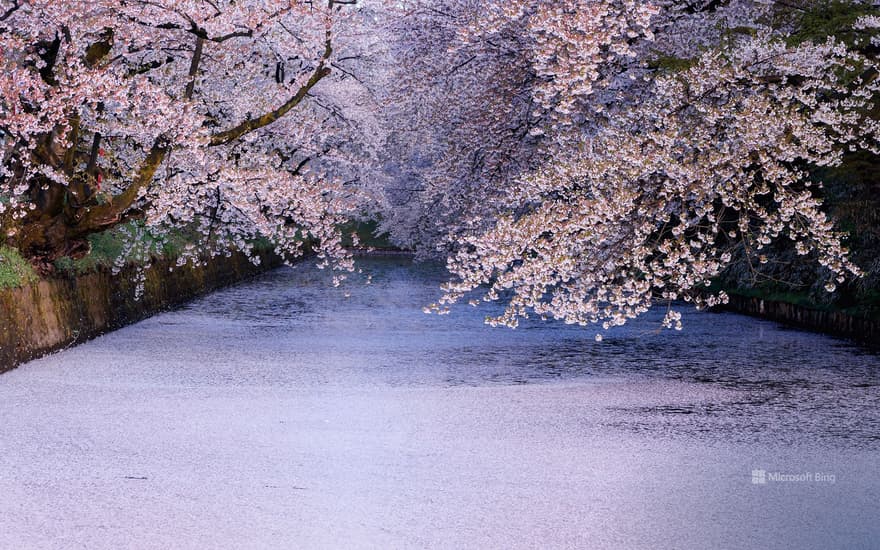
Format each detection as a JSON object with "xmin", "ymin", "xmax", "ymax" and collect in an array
[
  {"xmin": 0, "ymin": 0, "xmax": 20, "ymax": 22},
  {"xmin": 208, "ymin": 35, "xmax": 333, "ymax": 146}
]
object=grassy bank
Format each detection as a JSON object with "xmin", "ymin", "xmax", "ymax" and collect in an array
[
  {"xmin": 1, "ymin": 219, "xmax": 393, "ymax": 291},
  {"xmin": 0, "ymin": 246, "xmax": 37, "ymax": 290}
]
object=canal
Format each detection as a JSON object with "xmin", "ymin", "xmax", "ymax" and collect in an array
[{"xmin": 0, "ymin": 256, "xmax": 878, "ymax": 549}]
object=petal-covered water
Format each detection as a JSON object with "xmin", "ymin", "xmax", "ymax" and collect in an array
[{"xmin": 1, "ymin": 256, "xmax": 878, "ymax": 549}]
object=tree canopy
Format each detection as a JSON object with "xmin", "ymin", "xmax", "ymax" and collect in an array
[{"xmin": 2, "ymin": 0, "xmax": 879, "ymax": 333}]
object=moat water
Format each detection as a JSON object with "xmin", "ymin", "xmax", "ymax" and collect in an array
[{"xmin": 1, "ymin": 256, "xmax": 878, "ymax": 549}]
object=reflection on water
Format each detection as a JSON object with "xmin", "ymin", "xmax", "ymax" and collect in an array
[{"xmin": 145, "ymin": 255, "xmax": 880, "ymax": 449}]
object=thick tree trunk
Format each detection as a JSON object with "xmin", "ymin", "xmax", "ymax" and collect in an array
[
  {"xmin": 14, "ymin": 212, "xmax": 92, "ymax": 265},
  {"xmin": 13, "ymin": 141, "xmax": 168, "ymax": 265}
]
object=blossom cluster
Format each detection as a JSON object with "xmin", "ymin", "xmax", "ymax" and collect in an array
[{"xmin": 385, "ymin": 0, "xmax": 878, "ymax": 334}]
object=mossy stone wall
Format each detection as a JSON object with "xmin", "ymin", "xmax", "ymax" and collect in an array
[{"xmin": 0, "ymin": 252, "xmax": 281, "ymax": 372}]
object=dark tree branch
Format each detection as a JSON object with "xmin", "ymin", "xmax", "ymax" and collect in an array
[
  {"xmin": 0, "ymin": 0, "xmax": 20, "ymax": 22},
  {"xmin": 209, "ymin": 34, "xmax": 333, "ymax": 146},
  {"xmin": 184, "ymin": 35, "xmax": 205, "ymax": 99}
]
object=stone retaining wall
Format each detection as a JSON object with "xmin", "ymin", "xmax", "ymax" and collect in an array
[
  {"xmin": 0, "ymin": 251, "xmax": 281, "ymax": 372},
  {"xmin": 719, "ymin": 293, "xmax": 879, "ymax": 347}
]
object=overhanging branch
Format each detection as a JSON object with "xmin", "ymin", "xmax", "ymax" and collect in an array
[{"xmin": 209, "ymin": 36, "xmax": 333, "ymax": 147}]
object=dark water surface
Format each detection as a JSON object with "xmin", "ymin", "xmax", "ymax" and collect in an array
[{"xmin": 1, "ymin": 256, "xmax": 878, "ymax": 549}]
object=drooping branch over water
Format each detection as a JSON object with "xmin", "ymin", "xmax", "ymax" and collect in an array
[
  {"xmin": 379, "ymin": 0, "xmax": 880, "ymax": 335},
  {"xmin": 2, "ymin": 0, "xmax": 879, "ymax": 331}
]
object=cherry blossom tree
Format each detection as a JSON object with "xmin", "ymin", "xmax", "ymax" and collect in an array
[
  {"xmin": 378, "ymin": 0, "xmax": 657, "ymax": 253},
  {"xmin": 380, "ymin": 0, "xmax": 880, "ymax": 334},
  {"xmin": 3, "ymin": 0, "xmax": 877, "ymax": 335},
  {"xmin": 0, "ymin": 0, "xmax": 383, "ymax": 271}
]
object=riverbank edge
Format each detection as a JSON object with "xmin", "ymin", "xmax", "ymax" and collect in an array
[
  {"xmin": 4, "ymin": 249, "xmax": 874, "ymax": 374},
  {"xmin": 357, "ymin": 250, "xmax": 879, "ymax": 345},
  {"xmin": 0, "ymin": 250, "xmax": 283, "ymax": 372},
  {"xmin": 714, "ymin": 292, "xmax": 879, "ymax": 347}
]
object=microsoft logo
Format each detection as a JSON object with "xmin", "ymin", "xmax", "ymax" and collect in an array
[{"xmin": 750, "ymin": 468, "xmax": 836, "ymax": 485}]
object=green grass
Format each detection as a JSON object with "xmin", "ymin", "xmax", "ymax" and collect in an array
[
  {"xmin": 0, "ymin": 246, "xmax": 37, "ymax": 289},
  {"xmin": 785, "ymin": 0, "xmax": 878, "ymax": 48},
  {"xmin": 646, "ymin": 53, "xmax": 699, "ymax": 73},
  {"xmin": 52, "ymin": 222, "xmax": 285, "ymax": 277},
  {"xmin": 54, "ymin": 223, "xmax": 139, "ymax": 276},
  {"xmin": 53, "ymin": 222, "xmax": 194, "ymax": 276}
]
